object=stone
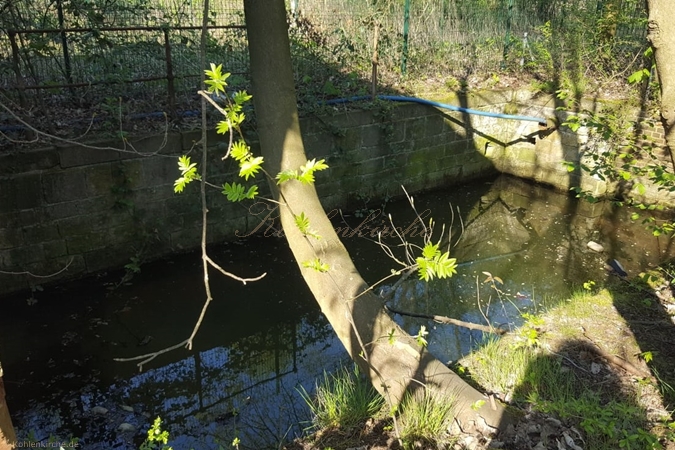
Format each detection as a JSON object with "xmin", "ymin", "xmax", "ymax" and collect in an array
[
  {"xmin": 90, "ymin": 406, "xmax": 108, "ymax": 415},
  {"xmin": 117, "ymin": 423, "xmax": 135, "ymax": 432},
  {"xmin": 587, "ymin": 241, "xmax": 604, "ymax": 252}
]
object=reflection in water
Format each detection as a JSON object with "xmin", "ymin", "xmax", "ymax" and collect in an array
[{"xmin": 1, "ymin": 174, "xmax": 674, "ymax": 448}]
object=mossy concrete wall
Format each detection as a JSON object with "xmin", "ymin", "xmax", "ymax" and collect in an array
[{"xmin": 0, "ymin": 90, "xmax": 668, "ymax": 296}]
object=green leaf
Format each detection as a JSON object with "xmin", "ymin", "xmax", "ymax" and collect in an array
[
  {"xmin": 216, "ymin": 120, "xmax": 231, "ymax": 135},
  {"xmin": 204, "ymin": 63, "xmax": 230, "ymax": 95},
  {"xmin": 294, "ymin": 212, "xmax": 321, "ymax": 239},
  {"xmin": 245, "ymin": 185, "xmax": 258, "ymax": 199},
  {"xmin": 294, "ymin": 212, "xmax": 310, "ymax": 234},
  {"xmin": 628, "ymin": 68, "xmax": 651, "ymax": 85},
  {"xmin": 422, "ymin": 243, "xmax": 439, "ymax": 260},
  {"xmin": 298, "ymin": 158, "xmax": 329, "ymax": 184},
  {"xmin": 239, "ymin": 156, "xmax": 264, "ymax": 180},
  {"xmin": 562, "ymin": 161, "xmax": 576, "ymax": 172},
  {"xmin": 415, "ymin": 325, "xmax": 429, "ymax": 347},
  {"xmin": 233, "ymin": 90, "xmax": 252, "ymax": 105},
  {"xmin": 276, "ymin": 169, "xmax": 298, "ymax": 184},
  {"xmin": 222, "ymin": 182, "xmax": 245, "ymax": 201},
  {"xmin": 174, "ymin": 155, "xmax": 200, "ymax": 193},
  {"xmin": 230, "ymin": 140, "xmax": 250, "ymax": 162},
  {"xmin": 416, "ymin": 244, "xmax": 457, "ymax": 281},
  {"xmin": 471, "ymin": 400, "xmax": 486, "ymax": 411},
  {"xmin": 387, "ymin": 328, "xmax": 396, "ymax": 345},
  {"xmin": 302, "ymin": 258, "xmax": 330, "ymax": 272}
]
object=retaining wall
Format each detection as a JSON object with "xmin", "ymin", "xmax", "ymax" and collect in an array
[{"xmin": 0, "ymin": 90, "xmax": 668, "ymax": 296}]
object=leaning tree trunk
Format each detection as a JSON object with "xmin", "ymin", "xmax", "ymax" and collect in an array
[
  {"xmin": 647, "ymin": 0, "xmax": 675, "ymax": 155},
  {"xmin": 243, "ymin": 0, "xmax": 516, "ymax": 433}
]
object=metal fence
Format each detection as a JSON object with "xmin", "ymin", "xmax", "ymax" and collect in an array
[{"xmin": 0, "ymin": 0, "xmax": 649, "ymax": 137}]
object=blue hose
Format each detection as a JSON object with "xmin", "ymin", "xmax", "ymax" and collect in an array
[{"xmin": 325, "ymin": 95, "xmax": 547, "ymax": 125}]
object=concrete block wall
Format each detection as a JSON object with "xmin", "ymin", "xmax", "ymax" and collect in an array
[
  {"xmin": 0, "ymin": 102, "xmax": 498, "ymax": 296},
  {"xmin": 1, "ymin": 91, "xmax": 668, "ymax": 296}
]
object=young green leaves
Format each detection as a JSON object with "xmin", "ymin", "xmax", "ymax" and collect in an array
[
  {"xmin": 302, "ymin": 258, "xmax": 330, "ymax": 273},
  {"xmin": 276, "ymin": 158, "xmax": 328, "ymax": 184},
  {"xmin": 174, "ymin": 155, "xmax": 200, "ymax": 193},
  {"xmin": 416, "ymin": 243, "xmax": 457, "ymax": 282},
  {"xmin": 294, "ymin": 212, "xmax": 321, "ymax": 240},
  {"xmin": 204, "ymin": 63, "xmax": 229, "ymax": 96},
  {"xmin": 222, "ymin": 182, "xmax": 258, "ymax": 202}
]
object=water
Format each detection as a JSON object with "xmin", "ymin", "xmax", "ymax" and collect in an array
[{"xmin": 1, "ymin": 174, "xmax": 673, "ymax": 449}]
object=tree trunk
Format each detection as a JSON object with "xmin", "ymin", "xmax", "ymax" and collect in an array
[
  {"xmin": 647, "ymin": 0, "xmax": 675, "ymax": 154},
  {"xmin": 242, "ymin": 0, "xmax": 516, "ymax": 433},
  {"xmin": 0, "ymin": 363, "xmax": 16, "ymax": 450}
]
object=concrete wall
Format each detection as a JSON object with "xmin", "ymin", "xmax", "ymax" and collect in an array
[{"xmin": 0, "ymin": 91, "xmax": 668, "ymax": 296}]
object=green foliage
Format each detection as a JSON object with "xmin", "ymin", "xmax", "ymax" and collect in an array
[
  {"xmin": 562, "ymin": 104, "xmax": 675, "ymax": 235},
  {"xmin": 177, "ymin": 64, "xmax": 262, "ymax": 200},
  {"xmin": 583, "ymin": 280, "xmax": 596, "ymax": 291},
  {"xmin": 174, "ymin": 155, "xmax": 200, "ymax": 193},
  {"xmin": 302, "ymin": 258, "xmax": 330, "ymax": 273},
  {"xmin": 470, "ymin": 399, "xmax": 486, "ymax": 411},
  {"xmin": 514, "ymin": 313, "xmax": 545, "ymax": 349},
  {"xmin": 238, "ymin": 156, "xmax": 264, "ymax": 180},
  {"xmin": 204, "ymin": 63, "xmax": 230, "ymax": 96},
  {"xmin": 294, "ymin": 212, "xmax": 321, "ymax": 239},
  {"xmin": 299, "ymin": 365, "xmax": 384, "ymax": 431},
  {"xmin": 414, "ymin": 325, "xmax": 429, "ymax": 347},
  {"xmin": 415, "ymin": 243, "xmax": 457, "ymax": 281},
  {"xmin": 275, "ymin": 158, "xmax": 329, "ymax": 185},
  {"xmin": 139, "ymin": 417, "xmax": 173, "ymax": 450},
  {"xmin": 222, "ymin": 182, "xmax": 258, "ymax": 202},
  {"xmin": 124, "ymin": 256, "xmax": 142, "ymax": 274}
]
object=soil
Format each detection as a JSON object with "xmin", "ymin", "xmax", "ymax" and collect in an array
[{"xmin": 284, "ymin": 269, "xmax": 675, "ymax": 450}]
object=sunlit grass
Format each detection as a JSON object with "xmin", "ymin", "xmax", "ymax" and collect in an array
[
  {"xmin": 460, "ymin": 287, "xmax": 663, "ymax": 450},
  {"xmin": 299, "ymin": 364, "xmax": 385, "ymax": 431}
]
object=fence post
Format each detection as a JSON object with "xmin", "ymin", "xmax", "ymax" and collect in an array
[
  {"xmin": 401, "ymin": 0, "xmax": 410, "ymax": 76},
  {"xmin": 163, "ymin": 27, "xmax": 177, "ymax": 121},
  {"xmin": 371, "ymin": 21, "xmax": 379, "ymax": 99},
  {"xmin": 8, "ymin": 31, "xmax": 27, "ymax": 108},
  {"xmin": 56, "ymin": 0, "xmax": 74, "ymax": 91},
  {"xmin": 502, "ymin": 0, "xmax": 513, "ymax": 69}
]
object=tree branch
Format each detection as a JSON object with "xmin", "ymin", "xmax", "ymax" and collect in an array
[{"xmin": 384, "ymin": 304, "xmax": 506, "ymax": 335}]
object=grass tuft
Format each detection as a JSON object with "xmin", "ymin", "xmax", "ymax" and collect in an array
[
  {"xmin": 398, "ymin": 388, "xmax": 455, "ymax": 449},
  {"xmin": 299, "ymin": 364, "xmax": 384, "ymax": 431}
]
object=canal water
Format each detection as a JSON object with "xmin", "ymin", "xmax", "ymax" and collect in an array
[{"xmin": 1, "ymin": 174, "xmax": 673, "ymax": 449}]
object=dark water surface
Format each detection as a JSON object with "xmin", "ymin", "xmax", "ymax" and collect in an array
[{"xmin": 1, "ymin": 175, "xmax": 674, "ymax": 449}]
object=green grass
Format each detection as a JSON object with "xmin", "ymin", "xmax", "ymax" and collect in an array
[
  {"xmin": 398, "ymin": 389, "xmax": 456, "ymax": 449},
  {"xmin": 460, "ymin": 289, "xmax": 664, "ymax": 450},
  {"xmin": 299, "ymin": 364, "xmax": 385, "ymax": 431}
]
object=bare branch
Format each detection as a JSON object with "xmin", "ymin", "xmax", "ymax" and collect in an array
[
  {"xmin": 385, "ymin": 304, "xmax": 506, "ymax": 335},
  {"xmin": 0, "ymin": 99, "xmax": 173, "ymax": 158},
  {"xmin": 0, "ymin": 257, "xmax": 74, "ymax": 279},
  {"xmin": 205, "ymin": 255, "xmax": 266, "ymax": 284}
]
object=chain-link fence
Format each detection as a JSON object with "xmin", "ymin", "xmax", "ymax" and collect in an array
[{"xmin": 0, "ymin": 0, "xmax": 649, "ymax": 139}]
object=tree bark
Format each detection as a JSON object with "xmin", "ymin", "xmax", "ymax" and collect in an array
[
  {"xmin": 0, "ymin": 363, "xmax": 16, "ymax": 450},
  {"xmin": 243, "ymin": 0, "xmax": 516, "ymax": 433},
  {"xmin": 647, "ymin": 0, "xmax": 675, "ymax": 154}
]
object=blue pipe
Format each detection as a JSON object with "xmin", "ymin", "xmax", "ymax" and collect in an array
[{"xmin": 325, "ymin": 95, "xmax": 547, "ymax": 125}]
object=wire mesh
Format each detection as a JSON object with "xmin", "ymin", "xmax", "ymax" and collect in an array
[{"xmin": 0, "ymin": 0, "xmax": 649, "ymax": 137}]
